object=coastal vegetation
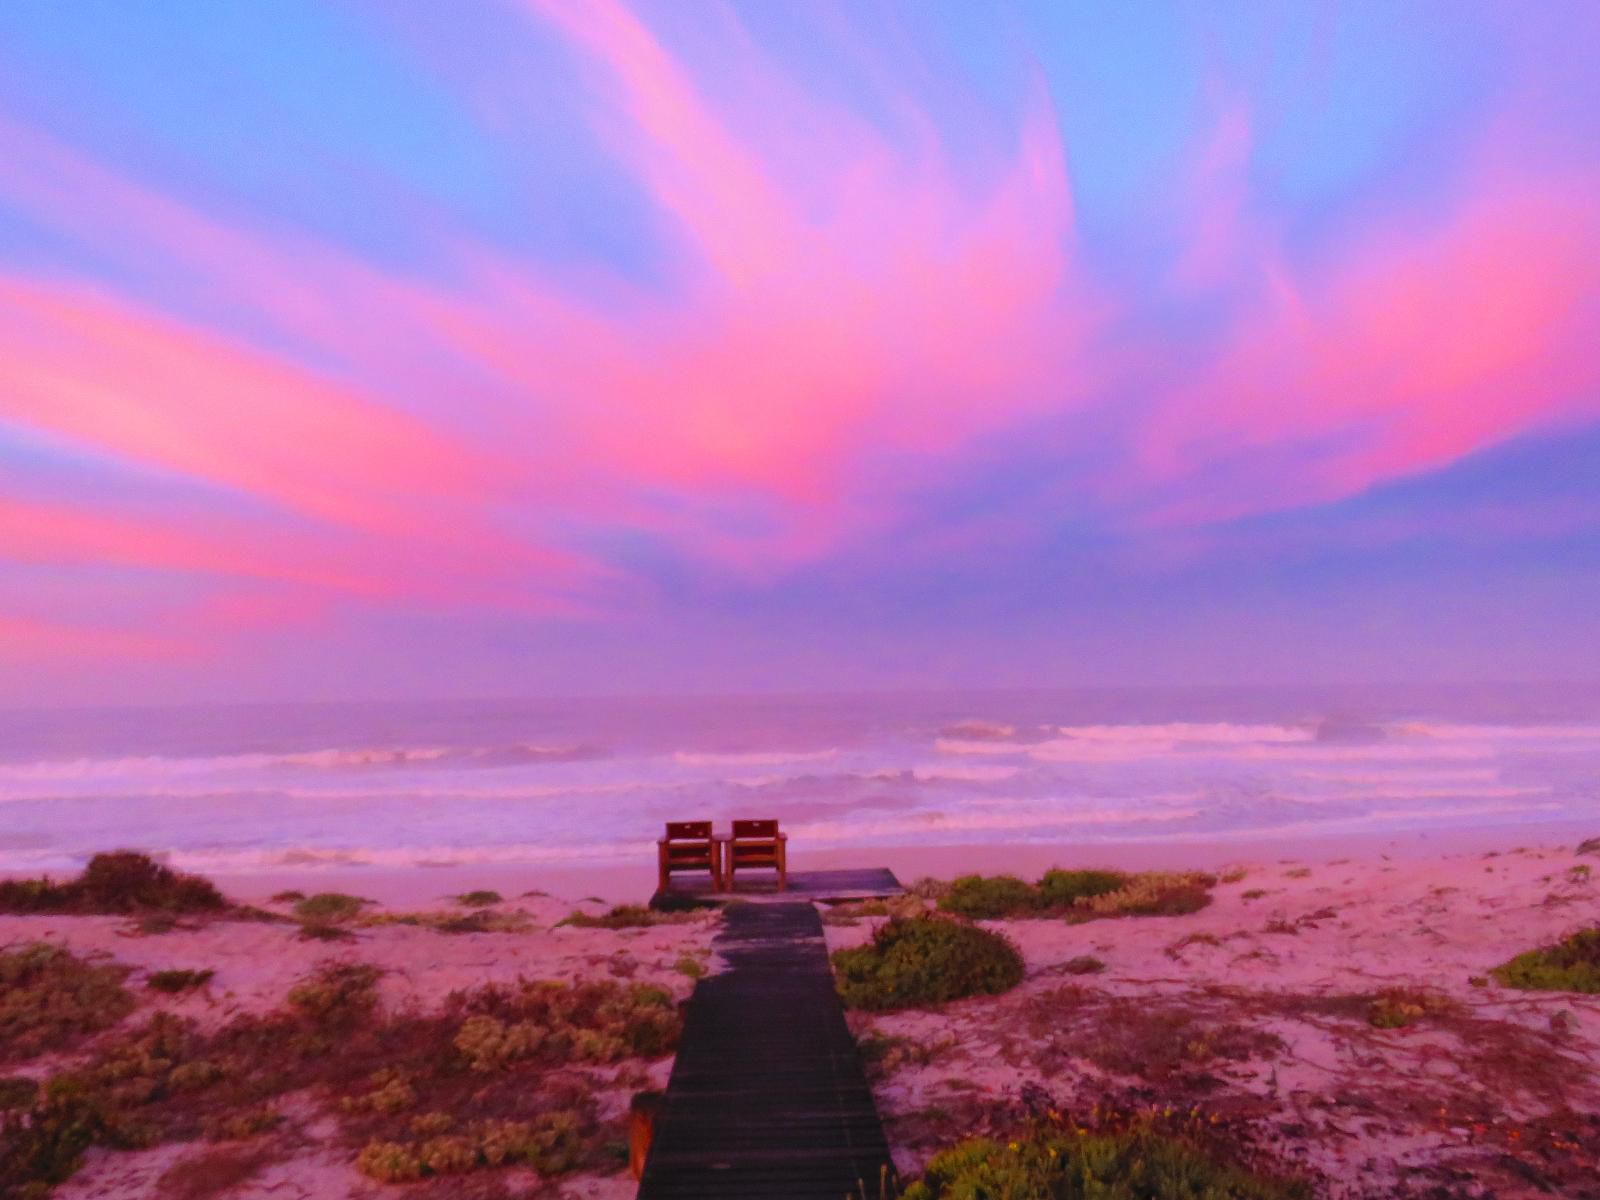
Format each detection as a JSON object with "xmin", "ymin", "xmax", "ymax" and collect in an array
[
  {"xmin": 1493, "ymin": 927, "xmax": 1600, "ymax": 993},
  {"xmin": 291, "ymin": 892, "xmax": 369, "ymax": 923},
  {"xmin": 559, "ymin": 903, "xmax": 699, "ymax": 929},
  {"xmin": 0, "ymin": 944, "xmax": 135, "ymax": 1063},
  {"xmin": 0, "ymin": 959, "xmax": 683, "ymax": 1195},
  {"xmin": 935, "ymin": 869, "xmax": 1217, "ymax": 920},
  {"xmin": 833, "ymin": 916, "xmax": 1025, "ymax": 1010},
  {"xmin": 0, "ymin": 852, "xmax": 226, "ymax": 917},
  {"xmin": 900, "ymin": 1123, "xmax": 1308, "ymax": 1199},
  {"xmin": 146, "ymin": 968, "xmax": 215, "ymax": 994}
]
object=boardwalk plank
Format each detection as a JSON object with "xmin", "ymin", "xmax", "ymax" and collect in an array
[{"xmin": 637, "ymin": 901, "xmax": 894, "ymax": 1200}]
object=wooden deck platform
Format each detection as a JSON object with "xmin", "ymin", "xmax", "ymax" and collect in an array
[
  {"xmin": 636, "ymin": 901, "xmax": 895, "ymax": 1199},
  {"xmin": 651, "ymin": 866, "xmax": 903, "ymax": 907}
]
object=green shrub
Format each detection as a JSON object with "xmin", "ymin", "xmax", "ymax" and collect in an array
[
  {"xmin": 900, "ymin": 1126, "xmax": 1308, "ymax": 1199},
  {"xmin": 1493, "ymin": 927, "xmax": 1600, "ymax": 994},
  {"xmin": 355, "ymin": 1110, "xmax": 586, "ymax": 1182},
  {"xmin": 147, "ymin": 969, "xmax": 215, "ymax": 994},
  {"xmin": 674, "ymin": 955, "xmax": 706, "ymax": 979},
  {"xmin": 270, "ymin": 890, "xmax": 306, "ymax": 903},
  {"xmin": 0, "ymin": 944, "xmax": 136, "ymax": 1062},
  {"xmin": 0, "ymin": 852, "xmax": 225, "ymax": 916},
  {"xmin": 293, "ymin": 893, "xmax": 369, "ymax": 923},
  {"xmin": 1037, "ymin": 869, "xmax": 1127, "ymax": 907},
  {"xmin": 938, "ymin": 875, "xmax": 1039, "ymax": 919},
  {"xmin": 833, "ymin": 916, "xmax": 1024, "ymax": 1011},
  {"xmin": 454, "ymin": 891, "xmax": 503, "ymax": 907},
  {"xmin": 449, "ymin": 979, "xmax": 680, "ymax": 1066}
]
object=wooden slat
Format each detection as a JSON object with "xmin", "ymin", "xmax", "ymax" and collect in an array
[
  {"xmin": 637, "ymin": 902, "xmax": 894, "ymax": 1199},
  {"xmin": 653, "ymin": 867, "xmax": 903, "ymax": 907}
]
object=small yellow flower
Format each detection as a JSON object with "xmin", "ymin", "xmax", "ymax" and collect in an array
[{"xmin": 1008, "ymin": 1141, "xmax": 1020, "ymax": 1151}]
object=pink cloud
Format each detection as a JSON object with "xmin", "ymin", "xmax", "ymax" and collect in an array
[
  {"xmin": 1138, "ymin": 163, "xmax": 1600, "ymax": 525},
  {"xmin": 0, "ymin": 611, "xmax": 179, "ymax": 661},
  {"xmin": 500, "ymin": 0, "xmax": 1092, "ymax": 568}
]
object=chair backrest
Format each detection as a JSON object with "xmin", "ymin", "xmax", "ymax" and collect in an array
[
  {"xmin": 731, "ymin": 819, "xmax": 779, "ymax": 839},
  {"xmin": 664, "ymin": 820, "xmax": 712, "ymax": 841}
]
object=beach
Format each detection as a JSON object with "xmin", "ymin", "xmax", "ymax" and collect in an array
[{"xmin": 2, "ymin": 832, "xmax": 1597, "ymax": 1198}]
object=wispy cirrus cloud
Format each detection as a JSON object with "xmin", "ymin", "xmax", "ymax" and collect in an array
[{"xmin": 0, "ymin": 0, "xmax": 1596, "ymax": 694}]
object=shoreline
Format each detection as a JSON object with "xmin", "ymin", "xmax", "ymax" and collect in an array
[{"xmin": 7, "ymin": 816, "xmax": 1592, "ymax": 909}]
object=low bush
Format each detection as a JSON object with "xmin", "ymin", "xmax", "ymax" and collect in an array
[
  {"xmin": 287, "ymin": 962, "xmax": 382, "ymax": 1031},
  {"xmin": 926, "ymin": 869, "xmax": 1215, "ymax": 922},
  {"xmin": 938, "ymin": 875, "xmax": 1039, "ymax": 919},
  {"xmin": 147, "ymin": 969, "xmax": 215, "ymax": 994},
  {"xmin": 900, "ymin": 1125, "xmax": 1308, "ymax": 1199},
  {"xmin": 356, "ymin": 1110, "xmax": 585, "ymax": 1182},
  {"xmin": 1493, "ymin": 927, "xmax": 1600, "ymax": 994},
  {"xmin": 1037, "ymin": 869, "xmax": 1127, "ymax": 907},
  {"xmin": 293, "ymin": 893, "xmax": 370, "ymax": 924},
  {"xmin": 0, "ymin": 960, "xmax": 683, "ymax": 1196},
  {"xmin": 0, "ymin": 944, "xmax": 135, "ymax": 1062},
  {"xmin": 833, "ymin": 916, "xmax": 1024, "ymax": 1011},
  {"xmin": 450, "ymin": 979, "xmax": 680, "ymax": 1067},
  {"xmin": 0, "ymin": 852, "xmax": 226, "ymax": 916},
  {"xmin": 454, "ymin": 891, "xmax": 503, "ymax": 907}
]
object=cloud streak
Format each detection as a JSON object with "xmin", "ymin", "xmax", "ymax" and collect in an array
[{"xmin": 0, "ymin": 0, "xmax": 1595, "ymax": 694}]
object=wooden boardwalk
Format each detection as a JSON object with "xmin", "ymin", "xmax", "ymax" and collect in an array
[
  {"xmin": 636, "ymin": 902, "xmax": 894, "ymax": 1199},
  {"xmin": 653, "ymin": 866, "xmax": 904, "ymax": 907}
]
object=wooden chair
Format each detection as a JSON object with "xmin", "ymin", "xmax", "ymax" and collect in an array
[
  {"xmin": 726, "ymin": 819, "xmax": 787, "ymax": 891},
  {"xmin": 657, "ymin": 821, "xmax": 723, "ymax": 893}
]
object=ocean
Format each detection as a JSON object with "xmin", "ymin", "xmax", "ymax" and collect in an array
[{"xmin": 1, "ymin": 684, "xmax": 1596, "ymax": 876}]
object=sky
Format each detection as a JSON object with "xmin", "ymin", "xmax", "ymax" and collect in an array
[{"xmin": 1, "ymin": 0, "xmax": 1598, "ymax": 705}]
